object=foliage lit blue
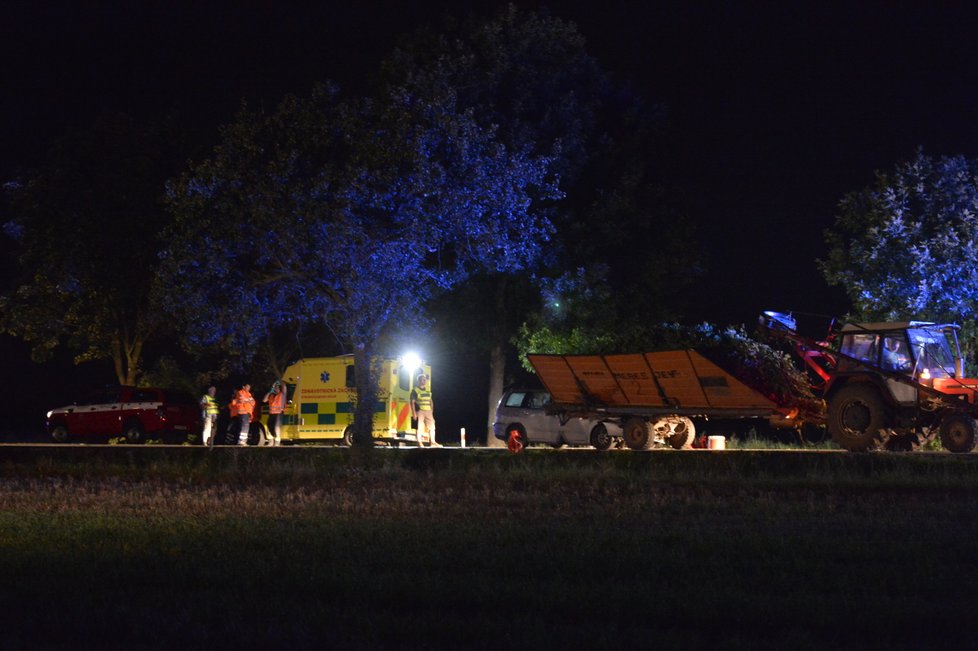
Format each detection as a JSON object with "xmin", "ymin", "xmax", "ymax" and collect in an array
[
  {"xmin": 821, "ymin": 150, "xmax": 978, "ymax": 329},
  {"xmin": 160, "ymin": 86, "xmax": 559, "ymax": 365}
]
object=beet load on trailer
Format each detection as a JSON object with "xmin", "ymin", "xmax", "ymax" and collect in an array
[
  {"xmin": 760, "ymin": 311, "xmax": 978, "ymax": 453},
  {"xmin": 527, "ymin": 350, "xmax": 796, "ymax": 450}
]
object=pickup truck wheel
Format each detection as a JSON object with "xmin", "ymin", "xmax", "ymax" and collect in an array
[
  {"xmin": 589, "ymin": 423, "xmax": 613, "ymax": 451},
  {"xmin": 122, "ymin": 421, "xmax": 145, "ymax": 444},
  {"xmin": 939, "ymin": 414, "xmax": 978, "ymax": 453},
  {"xmin": 827, "ymin": 384, "xmax": 886, "ymax": 451},
  {"xmin": 50, "ymin": 425, "xmax": 69, "ymax": 443},
  {"xmin": 622, "ymin": 418, "xmax": 655, "ymax": 450}
]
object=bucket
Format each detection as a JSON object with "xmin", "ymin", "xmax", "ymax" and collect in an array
[{"xmin": 707, "ymin": 435, "xmax": 726, "ymax": 450}]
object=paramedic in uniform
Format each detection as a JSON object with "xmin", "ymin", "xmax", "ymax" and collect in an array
[
  {"xmin": 231, "ymin": 383, "xmax": 256, "ymax": 446},
  {"xmin": 263, "ymin": 380, "xmax": 286, "ymax": 446},
  {"xmin": 200, "ymin": 385, "xmax": 219, "ymax": 446},
  {"xmin": 411, "ymin": 373, "xmax": 440, "ymax": 447}
]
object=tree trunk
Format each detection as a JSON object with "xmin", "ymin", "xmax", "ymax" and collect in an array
[
  {"xmin": 486, "ymin": 342, "xmax": 506, "ymax": 447},
  {"xmin": 485, "ymin": 276, "xmax": 509, "ymax": 447},
  {"xmin": 351, "ymin": 343, "xmax": 377, "ymax": 448}
]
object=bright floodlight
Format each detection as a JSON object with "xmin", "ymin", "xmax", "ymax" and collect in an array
[{"xmin": 402, "ymin": 352, "xmax": 422, "ymax": 373}]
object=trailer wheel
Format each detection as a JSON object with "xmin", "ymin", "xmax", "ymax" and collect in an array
[
  {"xmin": 670, "ymin": 417, "xmax": 696, "ymax": 450},
  {"xmin": 939, "ymin": 414, "xmax": 978, "ymax": 453},
  {"xmin": 882, "ymin": 429, "xmax": 922, "ymax": 452},
  {"xmin": 589, "ymin": 423, "xmax": 613, "ymax": 451},
  {"xmin": 622, "ymin": 418, "xmax": 655, "ymax": 450},
  {"xmin": 827, "ymin": 384, "xmax": 887, "ymax": 451}
]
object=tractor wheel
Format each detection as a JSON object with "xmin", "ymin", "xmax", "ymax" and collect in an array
[
  {"xmin": 939, "ymin": 413, "xmax": 978, "ymax": 453},
  {"xmin": 622, "ymin": 418, "xmax": 655, "ymax": 450},
  {"xmin": 122, "ymin": 421, "xmax": 145, "ymax": 444},
  {"xmin": 589, "ymin": 423, "xmax": 614, "ymax": 451},
  {"xmin": 827, "ymin": 384, "xmax": 887, "ymax": 451}
]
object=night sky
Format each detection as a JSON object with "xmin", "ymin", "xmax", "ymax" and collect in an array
[{"xmin": 3, "ymin": 1, "xmax": 978, "ymax": 434}]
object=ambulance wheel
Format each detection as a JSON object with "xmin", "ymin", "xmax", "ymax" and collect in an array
[
  {"xmin": 50, "ymin": 425, "xmax": 69, "ymax": 443},
  {"xmin": 342, "ymin": 427, "xmax": 354, "ymax": 447},
  {"xmin": 122, "ymin": 420, "xmax": 145, "ymax": 444},
  {"xmin": 589, "ymin": 423, "xmax": 613, "ymax": 451}
]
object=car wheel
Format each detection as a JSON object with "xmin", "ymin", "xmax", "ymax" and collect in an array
[
  {"xmin": 506, "ymin": 424, "xmax": 528, "ymax": 449},
  {"xmin": 122, "ymin": 421, "xmax": 145, "ymax": 444},
  {"xmin": 589, "ymin": 423, "xmax": 613, "ymax": 451},
  {"xmin": 342, "ymin": 427, "xmax": 354, "ymax": 447},
  {"xmin": 50, "ymin": 425, "xmax": 69, "ymax": 443}
]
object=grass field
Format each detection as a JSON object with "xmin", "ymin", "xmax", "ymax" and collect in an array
[{"xmin": 2, "ymin": 446, "xmax": 978, "ymax": 650}]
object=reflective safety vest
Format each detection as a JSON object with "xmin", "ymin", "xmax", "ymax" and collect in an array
[
  {"xmin": 202, "ymin": 394, "xmax": 219, "ymax": 415},
  {"xmin": 414, "ymin": 387, "xmax": 433, "ymax": 412},
  {"xmin": 267, "ymin": 390, "xmax": 286, "ymax": 415},
  {"xmin": 232, "ymin": 389, "xmax": 255, "ymax": 417}
]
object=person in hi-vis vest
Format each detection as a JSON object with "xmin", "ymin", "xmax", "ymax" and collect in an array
[{"xmin": 411, "ymin": 374, "xmax": 439, "ymax": 447}]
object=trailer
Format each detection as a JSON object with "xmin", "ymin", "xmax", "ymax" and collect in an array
[{"xmin": 527, "ymin": 349, "xmax": 797, "ymax": 450}]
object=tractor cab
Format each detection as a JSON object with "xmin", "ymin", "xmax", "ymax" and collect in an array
[{"xmin": 836, "ymin": 322, "xmax": 963, "ymax": 381}]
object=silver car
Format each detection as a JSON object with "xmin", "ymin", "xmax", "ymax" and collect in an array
[{"xmin": 492, "ymin": 389, "xmax": 621, "ymax": 450}]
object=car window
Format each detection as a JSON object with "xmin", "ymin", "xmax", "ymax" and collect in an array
[
  {"xmin": 527, "ymin": 392, "xmax": 551, "ymax": 409},
  {"xmin": 80, "ymin": 387, "xmax": 118, "ymax": 405},
  {"xmin": 505, "ymin": 392, "xmax": 527, "ymax": 408},
  {"xmin": 164, "ymin": 390, "xmax": 197, "ymax": 406},
  {"xmin": 130, "ymin": 389, "xmax": 159, "ymax": 403}
]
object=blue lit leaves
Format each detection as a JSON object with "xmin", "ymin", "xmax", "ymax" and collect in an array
[
  {"xmin": 821, "ymin": 150, "xmax": 978, "ymax": 328},
  {"xmin": 160, "ymin": 84, "xmax": 556, "ymax": 363}
]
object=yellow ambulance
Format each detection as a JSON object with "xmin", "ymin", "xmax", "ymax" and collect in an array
[{"xmin": 260, "ymin": 355, "xmax": 431, "ymax": 445}]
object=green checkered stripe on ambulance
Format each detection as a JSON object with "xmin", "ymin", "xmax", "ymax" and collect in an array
[
  {"xmin": 300, "ymin": 401, "xmax": 353, "ymax": 425},
  {"xmin": 298, "ymin": 401, "xmax": 385, "ymax": 425}
]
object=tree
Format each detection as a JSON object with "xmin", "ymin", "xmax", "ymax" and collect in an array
[
  {"xmin": 386, "ymin": 5, "xmax": 698, "ymax": 442},
  {"xmin": 819, "ymin": 150, "xmax": 978, "ymax": 358},
  {"xmin": 1, "ymin": 113, "xmax": 188, "ymax": 384},
  {"xmin": 161, "ymin": 85, "xmax": 558, "ymax": 445}
]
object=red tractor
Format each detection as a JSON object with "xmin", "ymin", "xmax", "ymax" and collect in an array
[{"xmin": 761, "ymin": 311, "xmax": 978, "ymax": 452}]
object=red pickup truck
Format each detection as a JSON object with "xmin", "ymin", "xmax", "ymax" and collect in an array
[{"xmin": 46, "ymin": 386, "xmax": 201, "ymax": 443}]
